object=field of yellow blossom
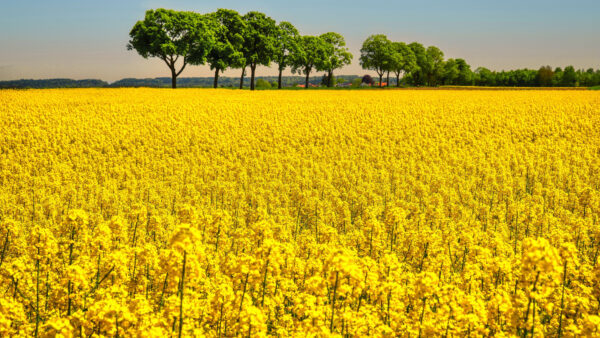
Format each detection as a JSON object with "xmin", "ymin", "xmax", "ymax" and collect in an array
[{"xmin": 1, "ymin": 88, "xmax": 599, "ymax": 336}]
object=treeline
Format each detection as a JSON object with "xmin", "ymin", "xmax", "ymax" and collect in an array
[
  {"xmin": 0, "ymin": 79, "xmax": 108, "ymax": 89},
  {"xmin": 473, "ymin": 66, "xmax": 600, "ymax": 87},
  {"xmin": 358, "ymin": 34, "xmax": 600, "ymax": 87},
  {"xmin": 129, "ymin": 9, "xmax": 600, "ymax": 90},
  {"xmin": 0, "ymin": 76, "xmax": 362, "ymax": 89},
  {"xmin": 128, "ymin": 8, "xmax": 352, "ymax": 89},
  {"xmin": 109, "ymin": 75, "xmax": 360, "ymax": 88}
]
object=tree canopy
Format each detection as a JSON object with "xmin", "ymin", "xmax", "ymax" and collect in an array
[
  {"xmin": 320, "ymin": 32, "xmax": 353, "ymax": 87},
  {"xmin": 290, "ymin": 35, "xmax": 329, "ymax": 89},
  {"xmin": 128, "ymin": 9, "xmax": 214, "ymax": 88},
  {"xmin": 360, "ymin": 34, "xmax": 394, "ymax": 87},
  {"xmin": 240, "ymin": 11, "xmax": 279, "ymax": 90},
  {"xmin": 389, "ymin": 42, "xmax": 416, "ymax": 87},
  {"xmin": 126, "ymin": 8, "xmax": 600, "ymax": 90},
  {"xmin": 273, "ymin": 22, "xmax": 300, "ymax": 89},
  {"xmin": 206, "ymin": 9, "xmax": 246, "ymax": 88}
]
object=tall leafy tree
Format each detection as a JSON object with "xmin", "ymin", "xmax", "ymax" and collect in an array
[
  {"xmin": 290, "ymin": 35, "xmax": 328, "ymax": 89},
  {"xmin": 390, "ymin": 42, "xmax": 416, "ymax": 87},
  {"xmin": 407, "ymin": 42, "xmax": 427, "ymax": 86},
  {"xmin": 206, "ymin": 9, "xmax": 245, "ymax": 88},
  {"xmin": 239, "ymin": 11, "xmax": 278, "ymax": 90},
  {"xmin": 360, "ymin": 35, "xmax": 394, "ymax": 87},
  {"xmin": 320, "ymin": 32, "xmax": 353, "ymax": 87},
  {"xmin": 273, "ymin": 22, "xmax": 299, "ymax": 89},
  {"xmin": 561, "ymin": 66, "xmax": 577, "ymax": 86},
  {"xmin": 442, "ymin": 59, "xmax": 460, "ymax": 85},
  {"xmin": 474, "ymin": 67, "xmax": 496, "ymax": 86},
  {"xmin": 454, "ymin": 58, "xmax": 473, "ymax": 85},
  {"xmin": 536, "ymin": 66, "xmax": 554, "ymax": 87},
  {"xmin": 423, "ymin": 46, "xmax": 445, "ymax": 86},
  {"xmin": 128, "ymin": 9, "xmax": 214, "ymax": 89}
]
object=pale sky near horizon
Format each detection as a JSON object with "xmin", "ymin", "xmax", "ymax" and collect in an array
[{"xmin": 0, "ymin": 0, "xmax": 598, "ymax": 82}]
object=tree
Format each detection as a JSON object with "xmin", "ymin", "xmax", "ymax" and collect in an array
[
  {"xmin": 290, "ymin": 35, "xmax": 328, "ymax": 89},
  {"xmin": 206, "ymin": 9, "xmax": 245, "ymax": 88},
  {"xmin": 561, "ymin": 66, "xmax": 577, "ymax": 86},
  {"xmin": 239, "ymin": 12, "xmax": 278, "ymax": 90},
  {"xmin": 320, "ymin": 32, "xmax": 353, "ymax": 87},
  {"xmin": 128, "ymin": 9, "xmax": 214, "ymax": 89},
  {"xmin": 255, "ymin": 78, "xmax": 271, "ymax": 88},
  {"xmin": 407, "ymin": 42, "xmax": 427, "ymax": 86},
  {"xmin": 390, "ymin": 42, "xmax": 416, "ymax": 87},
  {"xmin": 455, "ymin": 58, "xmax": 473, "ymax": 85},
  {"xmin": 359, "ymin": 34, "xmax": 393, "ymax": 87},
  {"xmin": 536, "ymin": 66, "xmax": 554, "ymax": 87},
  {"xmin": 423, "ymin": 46, "xmax": 444, "ymax": 86},
  {"xmin": 474, "ymin": 67, "xmax": 495, "ymax": 86},
  {"xmin": 273, "ymin": 22, "xmax": 299, "ymax": 89},
  {"xmin": 442, "ymin": 59, "xmax": 459, "ymax": 85},
  {"xmin": 361, "ymin": 74, "xmax": 374, "ymax": 85},
  {"xmin": 321, "ymin": 73, "xmax": 336, "ymax": 87},
  {"xmin": 552, "ymin": 67, "xmax": 563, "ymax": 86}
]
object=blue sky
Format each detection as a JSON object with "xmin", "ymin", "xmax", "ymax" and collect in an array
[{"xmin": 0, "ymin": 0, "xmax": 598, "ymax": 81}]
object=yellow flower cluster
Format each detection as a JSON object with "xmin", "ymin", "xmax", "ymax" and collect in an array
[{"xmin": 0, "ymin": 88, "xmax": 599, "ymax": 336}]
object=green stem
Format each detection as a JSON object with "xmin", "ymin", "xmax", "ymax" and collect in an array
[
  {"xmin": 557, "ymin": 261, "xmax": 568, "ymax": 337},
  {"xmin": 35, "ymin": 241, "xmax": 40, "ymax": 338},
  {"xmin": 418, "ymin": 297, "xmax": 427, "ymax": 338},
  {"xmin": 178, "ymin": 251, "xmax": 187, "ymax": 338},
  {"xmin": 330, "ymin": 271, "xmax": 339, "ymax": 332},
  {"xmin": 238, "ymin": 272, "xmax": 250, "ymax": 321},
  {"xmin": 0, "ymin": 230, "xmax": 9, "ymax": 270},
  {"xmin": 261, "ymin": 259, "xmax": 270, "ymax": 307}
]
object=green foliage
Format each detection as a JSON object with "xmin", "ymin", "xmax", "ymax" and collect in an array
[
  {"xmin": 206, "ymin": 9, "xmax": 246, "ymax": 87},
  {"xmin": 255, "ymin": 78, "xmax": 271, "ymax": 88},
  {"xmin": 351, "ymin": 78, "xmax": 362, "ymax": 87},
  {"xmin": 441, "ymin": 58, "xmax": 472, "ymax": 86},
  {"xmin": 0, "ymin": 79, "xmax": 108, "ymax": 89},
  {"xmin": 118, "ymin": 7, "xmax": 600, "ymax": 90},
  {"xmin": 290, "ymin": 35, "xmax": 329, "ymax": 88},
  {"xmin": 422, "ymin": 46, "xmax": 444, "ymax": 86},
  {"xmin": 536, "ymin": 66, "xmax": 554, "ymax": 87},
  {"xmin": 321, "ymin": 74, "xmax": 336, "ymax": 86},
  {"xmin": 273, "ymin": 21, "xmax": 300, "ymax": 89},
  {"xmin": 359, "ymin": 34, "xmax": 394, "ymax": 86},
  {"xmin": 389, "ymin": 42, "xmax": 416, "ymax": 87},
  {"xmin": 128, "ymin": 9, "xmax": 215, "ymax": 88},
  {"xmin": 561, "ymin": 66, "xmax": 577, "ymax": 86},
  {"xmin": 273, "ymin": 22, "xmax": 299, "ymax": 71},
  {"xmin": 320, "ymin": 32, "xmax": 353, "ymax": 87},
  {"xmin": 406, "ymin": 42, "xmax": 427, "ymax": 86},
  {"xmin": 241, "ymin": 11, "xmax": 279, "ymax": 90}
]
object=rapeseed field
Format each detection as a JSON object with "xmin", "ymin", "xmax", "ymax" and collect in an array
[{"xmin": 1, "ymin": 89, "xmax": 599, "ymax": 336}]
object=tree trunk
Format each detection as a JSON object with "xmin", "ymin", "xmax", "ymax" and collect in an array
[
  {"xmin": 250, "ymin": 64, "xmax": 256, "ymax": 91},
  {"xmin": 396, "ymin": 74, "xmax": 401, "ymax": 87},
  {"xmin": 213, "ymin": 68, "xmax": 219, "ymax": 89},
  {"xmin": 379, "ymin": 74, "xmax": 383, "ymax": 87},
  {"xmin": 278, "ymin": 68, "xmax": 283, "ymax": 89},
  {"xmin": 305, "ymin": 69, "xmax": 310, "ymax": 89},
  {"xmin": 239, "ymin": 66, "xmax": 246, "ymax": 89},
  {"xmin": 386, "ymin": 71, "xmax": 390, "ymax": 87},
  {"xmin": 171, "ymin": 68, "xmax": 177, "ymax": 89},
  {"xmin": 328, "ymin": 70, "xmax": 333, "ymax": 87}
]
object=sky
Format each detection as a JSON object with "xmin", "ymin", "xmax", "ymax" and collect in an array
[{"xmin": 0, "ymin": 0, "xmax": 599, "ymax": 82}]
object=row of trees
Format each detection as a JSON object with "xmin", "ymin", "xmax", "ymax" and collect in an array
[
  {"xmin": 128, "ymin": 9, "xmax": 352, "ymax": 89},
  {"xmin": 360, "ymin": 34, "xmax": 473, "ymax": 87},
  {"xmin": 473, "ymin": 66, "xmax": 600, "ymax": 87},
  {"xmin": 129, "ymin": 9, "xmax": 599, "ymax": 89},
  {"xmin": 359, "ymin": 34, "xmax": 600, "ymax": 87}
]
